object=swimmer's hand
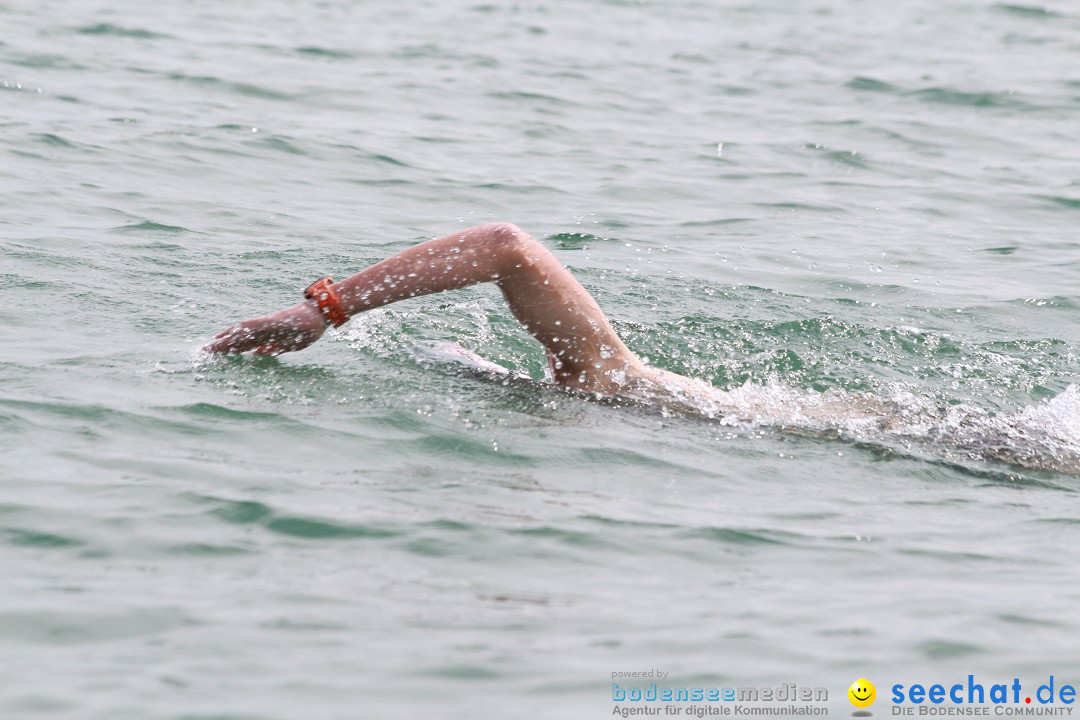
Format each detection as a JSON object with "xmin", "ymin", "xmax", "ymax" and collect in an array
[{"xmin": 203, "ymin": 301, "xmax": 328, "ymax": 356}]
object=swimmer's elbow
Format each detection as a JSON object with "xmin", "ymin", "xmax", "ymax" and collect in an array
[
  {"xmin": 482, "ymin": 221, "xmax": 533, "ymax": 248},
  {"xmin": 477, "ymin": 221, "xmax": 546, "ymax": 270}
]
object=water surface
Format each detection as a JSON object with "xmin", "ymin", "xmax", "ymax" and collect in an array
[{"xmin": 3, "ymin": 0, "xmax": 1080, "ymax": 718}]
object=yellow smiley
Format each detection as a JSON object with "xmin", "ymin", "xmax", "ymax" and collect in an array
[{"xmin": 848, "ymin": 678, "xmax": 876, "ymax": 708}]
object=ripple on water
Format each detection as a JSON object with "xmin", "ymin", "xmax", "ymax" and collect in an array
[
  {"xmin": 75, "ymin": 23, "xmax": 172, "ymax": 39},
  {"xmin": 908, "ymin": 87, "xmax": 1036, "ymax": 110},
  {"xmin": 164, "ymin": 72, "xmax": 296, "ymax": 101},
  {"xmin": 845, "ymin": 76, "xmax": 900, "ymax": 93},
  {"xmin": 3, "ymin": 528, "xmax": 86, "ymax": 549},
  {"xmin": 1036, "ymin": 194, "xmax": 1080, "ymax": 211},
  {"xmin": 992, "ymin": 3, "xmax": 1064, "ymax": 18},
  {"xmin": 917, "ymin": 639, "xmax": 983, "ymax": 659},
  {"xmin": 31, "ymin": 133, "xmax": 78, "ymax": 149},
  {"xmin": 293, "ymin": 46, "xmax": 355, "ymax": 60},
  {"xmin": 199, "ymin": 496, "xmax": 400, "ymax": 540},
  {"xmin": 110, "ymin": 221, "xmax": 193, "ymax": 234},
  {"xmin": 0, "ymin": 607, "xmax": 195, "ymax": 645},
  {"xmin": 680, "ymin": 526, "xmax": 795, "ymax": 546},
  {"xmin": 546, "ymin": 231, "xmax": 606, "ymax": 249}
]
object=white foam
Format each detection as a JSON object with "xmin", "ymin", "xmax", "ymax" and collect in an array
[
  {"xmin": 1011, "ymin": 384, "xmax": 1080, "ymax": 446},
  {"xmin": 633, "ymin": 374, "xmax": 1080, "ymax": 473}
]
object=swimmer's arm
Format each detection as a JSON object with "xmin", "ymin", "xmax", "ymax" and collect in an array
[{"xmin": 205, "ymin": 223, "xmax": 643, "ymax": 392}]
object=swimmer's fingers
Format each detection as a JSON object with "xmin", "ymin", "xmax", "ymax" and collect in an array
[
  {"xmin": 204, "ymin": 321, "xmax": 265, "ymax": 354},
  {"xmin": 252, "ymin": 330, "xmax": 317, "ymax": 355},
  {"xmin": 205, "ymin": 323, "xmax": 300, "ymax": 355},
  {"xmin": 203, "ymin": 303, "xmax": 328, "ymax": 355}
]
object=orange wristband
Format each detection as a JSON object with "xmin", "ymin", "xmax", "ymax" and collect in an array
[{"xmin": 303, "ymin": 276, "xmax": 349, "ymax": 328}]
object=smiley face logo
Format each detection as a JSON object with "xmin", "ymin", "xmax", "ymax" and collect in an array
[{"xmin": 848, "ymin": 678, "xmax": 876, "ymax": 708}]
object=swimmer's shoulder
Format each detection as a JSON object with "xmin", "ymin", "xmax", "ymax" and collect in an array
[{"xmin": 624, "ymin": 366, "xmax": 731, "ymax": 412}]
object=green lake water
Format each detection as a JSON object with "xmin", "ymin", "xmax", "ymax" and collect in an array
[{"xmin": 2, "ymin": 0, "xmax": 1080, "ymax": 718}]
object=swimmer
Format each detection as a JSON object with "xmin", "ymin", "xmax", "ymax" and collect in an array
[
  {"xmin": 205, "ymin": 222, "xmax": 889, "ymax": 421},
  {"xmin": 204, "ymin": 222, "xmax": 1080, "ymax": 472}
]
